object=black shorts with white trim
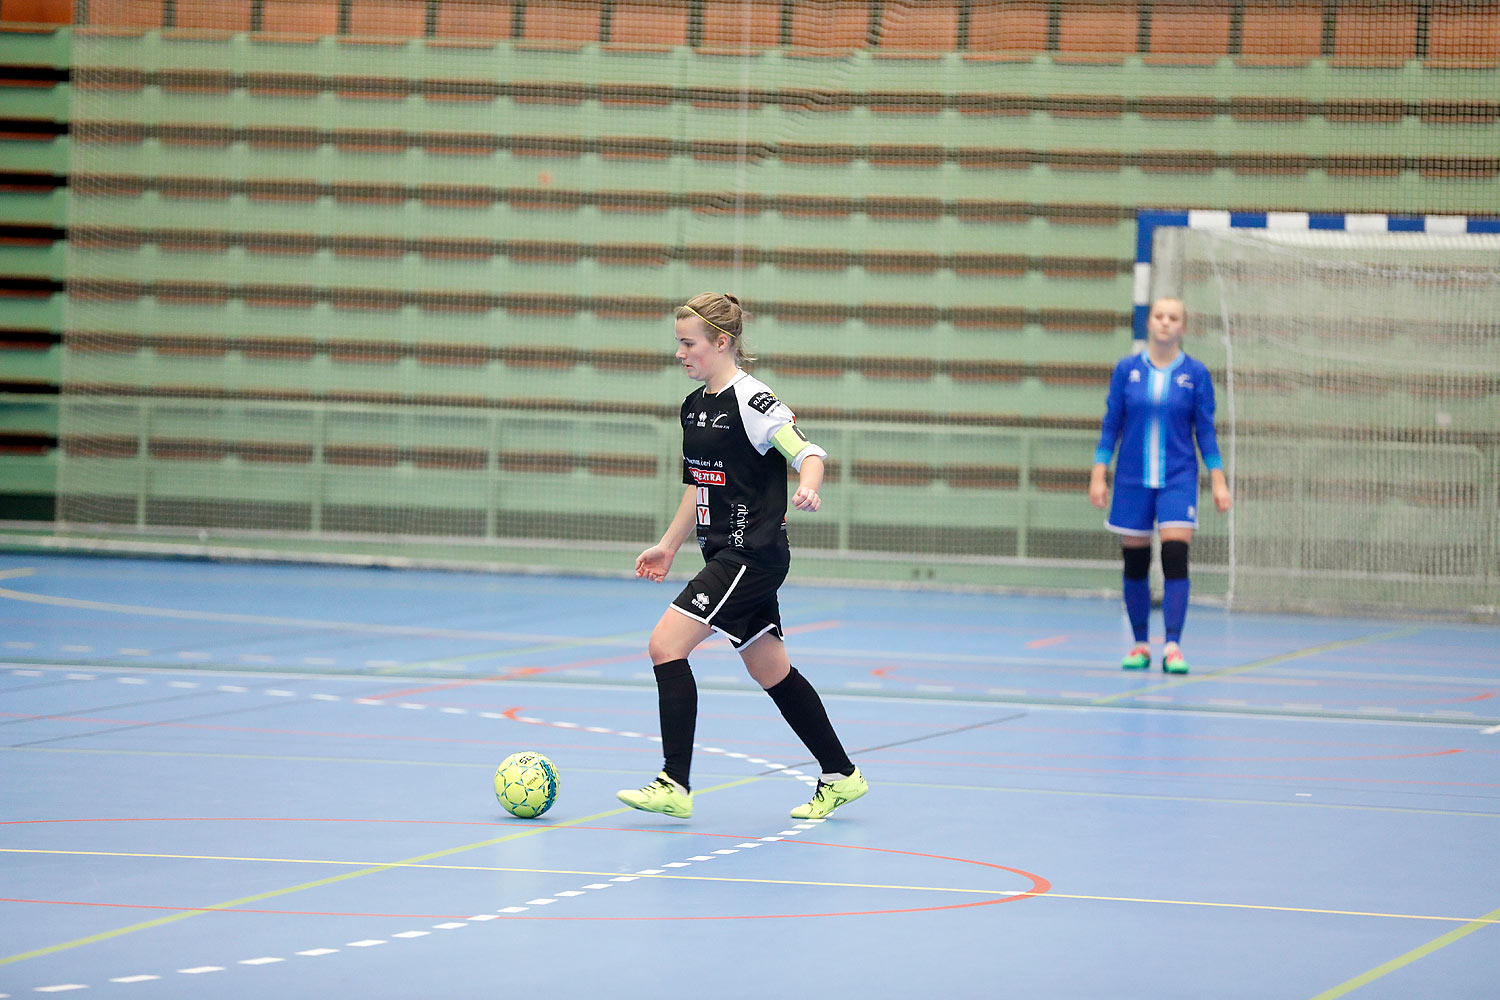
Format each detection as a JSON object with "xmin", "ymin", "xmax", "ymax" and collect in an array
[{"xmin": 670, "ymin": 553, "xmax": 785, "ymax": 649}]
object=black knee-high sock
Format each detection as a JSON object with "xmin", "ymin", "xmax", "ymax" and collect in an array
[
  {"xmin": 766, "ymin": 666, "xmax": 853, "ymax": 776},
  {"xmin": 653, "ymin": 658, "xmax": 697, "ymax": 792}
]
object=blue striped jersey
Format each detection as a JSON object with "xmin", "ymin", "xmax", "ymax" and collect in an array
[{"xmin": 1094, "ymin": 352, "xmax": 1223, "ymax": 490}]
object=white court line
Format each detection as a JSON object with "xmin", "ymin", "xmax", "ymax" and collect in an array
[{"xmin": 0, "ymin": 581, "xmax": 612, "ymax": 645}]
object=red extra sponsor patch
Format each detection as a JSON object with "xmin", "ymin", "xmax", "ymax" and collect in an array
[{"xmin": 690, "ymin": 468, "xmax": 726, "ymax": 486}]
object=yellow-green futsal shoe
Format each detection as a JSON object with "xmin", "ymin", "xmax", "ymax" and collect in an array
[
  {"xmin": 617, "ymin": 773, "xmax": 692, "ymax": 818},
  {"xmin": 790, "ymin": 767, "xmax": 868, "ymax": 819},
  {"xmin": 1121, "ymin": 644, "xmax": 1151, "ymax": 670}
]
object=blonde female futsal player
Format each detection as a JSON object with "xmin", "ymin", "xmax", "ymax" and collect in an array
[
  {"xmin": 1089, "ymin": 297, "xmax": 1232, "ymax": 674},
  {"xmin": 617, "ymin": 293, "xmax": 867, "ymax": 820}
]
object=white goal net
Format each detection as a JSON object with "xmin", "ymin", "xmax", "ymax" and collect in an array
[{"xmin": 1161, "ymin": 225, "xmax": 1499, "ymax": 617}]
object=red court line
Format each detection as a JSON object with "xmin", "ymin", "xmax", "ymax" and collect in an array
[
  {"xmin": 372, "ymin": 620, "xmax": 843, "ymax": 701},
  {"xmin": 370, "ymin": 653, "xmax": 643, "ymax": 701}
]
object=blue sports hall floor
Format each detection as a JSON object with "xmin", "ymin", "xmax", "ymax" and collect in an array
[{"xmin": 2, "ymin": 554, "xmax": 1496, "ymax": 999}]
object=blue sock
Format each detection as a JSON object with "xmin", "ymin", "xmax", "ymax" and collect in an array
[
  {"xmin": 1163, "ymin": 577, "xmax": 1190, "ymax": 644},
  {"xmin": 1123, "ymin": 576, "xmax": 1151, "ymax": 643}
]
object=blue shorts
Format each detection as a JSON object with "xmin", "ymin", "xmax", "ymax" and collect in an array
[{"xmin": 1106, "ymin": 482, "xmax": 1198, "ymax": 538}]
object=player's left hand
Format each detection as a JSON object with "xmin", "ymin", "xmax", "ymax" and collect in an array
[
  {"xmin": 1213, "ymin": 484, "xmax": 1233, "ymax": 513},
  {"xmin": 791, "ymin": 486, "xmax": 821, "ymax": 512}
]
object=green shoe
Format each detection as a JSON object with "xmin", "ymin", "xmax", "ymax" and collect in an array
[
  {"xmin": 790, "ymin": 767, "xmax": 868, "ymax": 820},
  {"xmin": 1162, "ymin": 649, "xmax": 1189, "ymax": 674},
  {"xmin": 1120, "ymin": 644, "xmax": 1151, "ymax": 670},
  {"xmin": 617, "ymin": 773, "xmax": 692, "ymax": 818}
]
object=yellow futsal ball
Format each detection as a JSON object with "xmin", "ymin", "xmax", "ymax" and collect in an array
[{"xmin": 494, "ymin": 752, "xmax": 560, "ymax": 819}]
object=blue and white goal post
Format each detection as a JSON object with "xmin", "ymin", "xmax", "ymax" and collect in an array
[
  {"xmin": 1134, "ymin": 209, "xmax": 1500, "ymax": 346},
  {"xmin": 1130, "ymin": 208, "xmax": 1500, "ymax": 617}
]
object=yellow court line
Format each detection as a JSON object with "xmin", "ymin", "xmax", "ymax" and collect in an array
[
  {"xmin": 11, "ymin": 747, "xmax": 1500, "ymax": 821},
  {"xmin": 1091, "ymin": 626, "xmax": 1423, "ymax": 705},
  {"xmin": 1305, "ymin": 901, "xmax": 1500, "ymax": 999},
  {"xmin": 0, "ymin": 848, "xmax": 1010, "ymax": 897},
  {"xmin": 5, "ymin": 844, "xmax": 1495, "ymax": 928},
  {"xmin": 1038, "ymin": 892, "xmax": 1500, "ymax": 927},
  {"xmin": 0, "ymin": 776, "xmax": 742, "ymax": 968},
  {"xmin": 0, "ymin": 566, "xmax": 37, "ymax": 581}
]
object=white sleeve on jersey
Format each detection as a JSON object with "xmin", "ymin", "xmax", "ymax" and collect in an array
[{"xmin": 735, "ymin": 375, "xmax": 828, "ymax": 471}]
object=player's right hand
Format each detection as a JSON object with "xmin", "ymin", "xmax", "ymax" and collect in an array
[
  {"xmin": 635, "ymin": 546, "xmax": 673, "ymax": 582},
  {"xmin": 1088, "ymin": 479, "xmax": 1109, "ymax": 510}
]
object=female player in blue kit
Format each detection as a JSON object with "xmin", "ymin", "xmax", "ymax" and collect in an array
[
  {"xmin": 1089, "ymin": 297, "xmax": 1232, "ymax": 674},
  {"xmin": 618, "ymin": 292, "xmax": 867, "ymax": 820}
]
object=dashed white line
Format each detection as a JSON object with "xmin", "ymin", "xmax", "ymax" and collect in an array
[{"xmin": 8, "ymin": 667, "xmax": 867, "ymax": 993}]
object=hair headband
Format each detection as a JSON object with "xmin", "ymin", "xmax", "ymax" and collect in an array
[{"xmin": 685, "ymin": 304, "xmax": 736, "ymax": 340}]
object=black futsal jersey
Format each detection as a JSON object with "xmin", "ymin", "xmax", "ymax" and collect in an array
[{"xmin": 681, "ymin": 371, "xmax": 813, "ymax": 571}]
